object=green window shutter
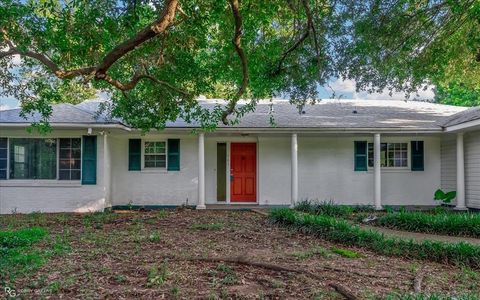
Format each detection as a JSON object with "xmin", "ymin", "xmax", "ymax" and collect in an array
[
  {"xmin": 167, "ymin": 139, "xmax": 180, "ymax": 171},
  {"xmin": 354, "ymin": 141, "xmax": 368, "ymax": 171},
  {"xmin": 411, "ymin": 141, "xmax": 424, "ymax": 171},
  {"xmin": 82, "ymin": 136, "xmax": 97, "ymax": 185},
  {"xmin": 129, "ymin": 139, "xmax": 141, "ymax": 171}
]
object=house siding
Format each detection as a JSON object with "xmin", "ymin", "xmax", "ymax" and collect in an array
[
  {"xmin": 465, "ymin": 130, "xmax": 480, "ymax": 208},
  {"xmin": 441, "ymin": 136, "xmax": 457, "ymax": 193}
]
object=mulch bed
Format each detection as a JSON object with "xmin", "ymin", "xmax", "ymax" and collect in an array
[{"xmin": 1, "ymin": 209, "xmax": 478, "ymax": 299}]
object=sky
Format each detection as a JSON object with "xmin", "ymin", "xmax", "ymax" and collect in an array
[
  {"xmin": 0, "ymin": 51, "xmax": 436, "ymax": 111},
  {"xmin": 0, "ymin": 78, "xmax": 436, "ymax": 111}
]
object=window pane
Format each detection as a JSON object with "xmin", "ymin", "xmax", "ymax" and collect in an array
[
  {"xmin": 380, "ymin": 142, "xmax": 408, "ymax": 168},
  {"xmin": 0, "ymin": 138, "xmax": 7, "ymax": 180},
  {"xmin": 9, "ymin": 138, "xmax": 57, "ymax": 179},
  {"xmin": 145, "ymin": 161, "xmax": 155, "ymax": 168},
  {"xmin": 71, "ymin": 170, "xmax": 81, "ymax": 180},
  {"xmin": 59, "ymin": 170, "xmax": 70, "ymax": 180},
  {"xmin": 144, "ymin": 141, "xmax": 167, "ymax": 168},
  {"xmin": 60, "ymin": 138, "xmax": 71, "ymax": 148},
  {"xmin": 59, "ymin": 138, "xmax": 81, "ymax": 180}
]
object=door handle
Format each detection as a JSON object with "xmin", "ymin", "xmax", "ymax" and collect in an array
[{"xmin": 230, "ymin": 175, "xmax": 234, "ymax": 182}]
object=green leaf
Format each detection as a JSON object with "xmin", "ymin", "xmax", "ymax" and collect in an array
[
  {"xmin": 444, "ymin": 191, "xmax": 457, "ymax": 203},
  {"xmin": 434, "ymin": 189, "xmax": 446, "ymax": 201}
]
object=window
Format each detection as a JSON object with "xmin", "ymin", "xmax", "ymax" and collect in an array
[
  {"xmin": 59, "ymin": 138, "xmax": 81, "ymax": 180},
  {"xmin": 144, "ymin": 141, "xmax": 166, "ymax": 168},
  {"xmin": 9, "ymin": 138, "xmax": 57, "ymax": 179},
  {"xmin": 1, "ymin": 137, "xmax": 83, "ymax": 180},
  {"xmin": 368, "ymin": 142, "xmax": 408, "ymax": 168},
  {"xmin": 0, "ymin": 138, "xmax": 7, "ymax": 179}
]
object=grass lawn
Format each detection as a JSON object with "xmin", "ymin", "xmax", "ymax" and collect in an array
[{"xmin": 1, "ymin": 209, "xmax": 479, "ymax": 299}]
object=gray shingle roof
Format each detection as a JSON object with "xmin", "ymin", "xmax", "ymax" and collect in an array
[
  {"xmin": 0, "ymin": 103, "xmax": 121, "ymax": 124},
  {"xmin": 166, "ymin": 99, "xmax": 467, "ymax": 130},
  {"xmin": 442, "ymin": 106, "xmax": 480, "ymax": 127},
  {"xmin": 0, "ymin": 99, "xmax": 468, "ymax": 130}
]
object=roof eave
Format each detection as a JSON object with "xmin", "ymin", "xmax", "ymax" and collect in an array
[
  {"xmin": 444, "ymin": 119, "xmax": 480, "ymax": 132},
  {"xmin": 129, "ymin": 126, "xmax": 444, "ymax": 134},
  {"xmin": 0, "ymin": 123, "xmax": 132, "ymax": 131}
]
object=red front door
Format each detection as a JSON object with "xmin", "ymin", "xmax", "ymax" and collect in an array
[{"xmin": 230, "ymin": 143, "xmax": 257, "ymax": 202}]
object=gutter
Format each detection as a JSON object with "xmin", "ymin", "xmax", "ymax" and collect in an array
[
  {"xmin": 0, "ymin": 123, "xmax": 448, "ymax": 134},
  {"xmin": 0, "ymin": 123, "xmax": 132, "ymax": 131},
  {"xmin": 127, "ymin": 127, "xmax": 444, "ymax": 134}
]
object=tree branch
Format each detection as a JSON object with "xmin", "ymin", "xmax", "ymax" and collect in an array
[
  {"xmin": 1, "ymin": 0, "xmax": 178, "ymax": 82},
  {"xmin": 222, "ymin": 0, "xmax": 249, "ymax": 125},
  {"xmin": 100, "ymin": 71, "xmax": 190, "ymax": 96},
  {"xmin": 95, "ymin": 0, "xmax": 178, "ymax": 77},
  {"xmin": 271, "ymin": 0, "xmax": 313, "ymax": 76},
  {"xmin": 1, "ymin": 27, "xmax": 95, "ymax": 78},
  {"xmin": 1, "ymin": 47, "xmax": 96, "ymax": 78}
]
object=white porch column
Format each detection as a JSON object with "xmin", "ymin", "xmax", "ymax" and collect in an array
[
  {"xmin": 374, "ymin": 133, "xmax": 382, "ymax": 210},
  {"xmin": 197, "ymin": 132, "xmax": 206, "ymax": 210},
  {"xmin": 455, "ymin": 133, "xmax": 467, "ymax": 210},
  {"xmin": 103, "ymin": 133, "xmax": 112, "ymax": 208},
  {"xmin": 291, "ymin": 133, "xmax": 298, "ymax": 208}
]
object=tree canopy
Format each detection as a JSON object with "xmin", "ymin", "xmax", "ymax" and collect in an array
[{"xmin": 1, "ymin": 0, "xmax": 479, "ymax": 131}]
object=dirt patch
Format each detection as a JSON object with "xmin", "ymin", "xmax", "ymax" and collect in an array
[{"xmin": 1, "ymin": 209, "xmax": 478, "ymax": 299}]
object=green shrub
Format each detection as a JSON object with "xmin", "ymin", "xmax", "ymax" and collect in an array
[
  {"xmin": 269, "ymin": 209, "xmax": 480, "ymax": 269},
  {"xmin": 295, "ymin": 200, "xmax": 354, "ymax": 218},
  {"xmin": 375, "ymin": 210, "xmax": 480, "ymax": 238}
]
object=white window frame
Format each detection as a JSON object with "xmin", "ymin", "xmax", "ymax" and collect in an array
[
  {"xmin": 142, "ymin": 140, "xmax": 168, "ymax": 170},
  {"xmin": 367, "ymin": 141, "xmax": 410, "ymax": 170}
]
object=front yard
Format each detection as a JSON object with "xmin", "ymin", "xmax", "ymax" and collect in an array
[{"xmin": 1, "ymin": 209, "xmax": 479, "ymax": 299}]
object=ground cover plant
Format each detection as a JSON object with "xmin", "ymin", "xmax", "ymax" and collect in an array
[
  {"xmin": 373, "ymin": 210, "xmax": 480, "ymax": 238},
  {"xmin": 295, "ymin": 199, "xmax": 361, "ymax": 217},
  {"xmin": 1, "ymin": 209, "xmax": 479, "ymax": 298},
  {"xmin": 295, "ymin": 199, "xmax": 480, "ymax": 238},
  {"xmin": 269, "ymin": 208, "xmax": 480, "ymax": 269},
  {"xmin": 1, "ymin": 227, "xmax": 49, "ymax": 285}
]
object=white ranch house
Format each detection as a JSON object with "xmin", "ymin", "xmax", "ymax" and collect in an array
[{"xmin": 0, "ymin": 99, "xmax": 479, "ymax": 214}]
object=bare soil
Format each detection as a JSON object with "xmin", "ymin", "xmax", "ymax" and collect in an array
[{"xmin": 1, "ymin": 209, "xmax": 478, "ymax": 299}]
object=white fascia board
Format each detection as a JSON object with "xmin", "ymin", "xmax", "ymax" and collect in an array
[
  {"xmin": 0, "ymin": 123, "xmax": 132, "ymax": 131},
  {"xmin": 128, "ymin": 127, "xmax": 443, "ymax": 134},
  {"xmin": 444, "ymin": 119, "xmax": 480, "ymax": 132}
]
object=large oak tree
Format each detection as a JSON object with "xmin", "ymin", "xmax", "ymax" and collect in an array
[{"xmin": 1, "ymin": 0, "xmax": 479, "ymax": 131}]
